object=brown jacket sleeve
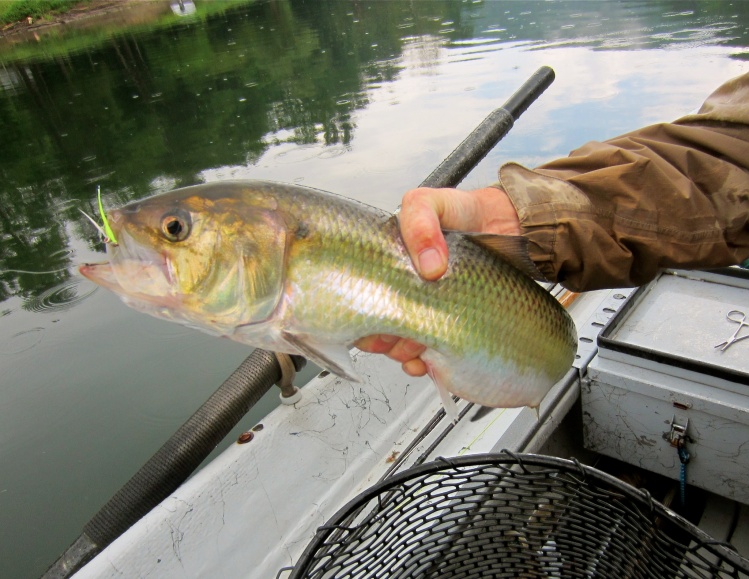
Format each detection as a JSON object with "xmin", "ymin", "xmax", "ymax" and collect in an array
[{"xmin": 499, "ymin": 72, "xmax": 749, "ymax": 292}]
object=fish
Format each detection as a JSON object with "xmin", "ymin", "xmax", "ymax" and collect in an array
[{"xmin": 79, "ymin": 181, "xmax": 577, "ymax": 417}]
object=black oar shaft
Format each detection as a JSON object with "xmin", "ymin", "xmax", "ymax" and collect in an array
[{"xmin": 420, "ymin": 65, "xmax": 554, "ymax": 189}]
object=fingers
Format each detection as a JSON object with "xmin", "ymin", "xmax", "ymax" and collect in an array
[
  {"xmin": 354, "ymin": 335, "xmax": 429, "ymax": 377},
  {"xmin": 354, "ymin": 335, "xmax": 425, "ymax": 361},
  {"xmin": 353, "ymin": 334, "xmax": 399, "ymax": 354},
  {"xmin": 402, "ymin": 358, "xmax": 428, "ymax": 377},
  {"xmin": 385, "ymin": 338, "xmax": 426, "ymax": 363}
]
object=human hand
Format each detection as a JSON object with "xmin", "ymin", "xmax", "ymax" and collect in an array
[
  {"xmin": 398, "ymin": 186, "xmax": 522, "ymax": 280},
  {"xmin": 355, "ymin": 186, "xmax": 521, "ymax": 376}
]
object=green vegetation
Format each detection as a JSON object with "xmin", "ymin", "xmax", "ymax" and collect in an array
[
  {"xmin": 0, "ymin": 1, "xmax": 254, "ymax": 64},
  {"xmin": 0, "ymin": 0, "xmax": 86, "ymax": 26}
]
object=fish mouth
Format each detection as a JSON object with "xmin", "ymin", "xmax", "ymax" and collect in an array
[
  {"xmin": 79, "ymin": 261, "xmax": 120, "ymax": 290},
  {"xmin": 78, "ymin": 230, "xmax": 179, "ymax": 309},
  {"xmin": 79, "ymin": 259, "xmax": 178, "ymax": 308}
]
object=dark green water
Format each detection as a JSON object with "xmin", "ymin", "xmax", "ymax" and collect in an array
[{"xmin": 1, "ymin": 1, "xmax": 749, "ymax": 576}]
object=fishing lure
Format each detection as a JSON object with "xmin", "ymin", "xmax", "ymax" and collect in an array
[
  {"xmin": 79, "ymin": 186, "xmax": 118, "ymax": 245},
  {"xmin": 97, "ymin": 186, "xmax": 118, "ymax": 245}
]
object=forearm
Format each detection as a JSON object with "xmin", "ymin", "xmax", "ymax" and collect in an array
[{"xmin": 500, "ymin": 73, "xmax": 749, "ymax": 291}]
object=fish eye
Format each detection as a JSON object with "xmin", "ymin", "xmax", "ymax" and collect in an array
[{"xmin": 161, "ymin": 211, "xmax": 191, "ymax": 242}]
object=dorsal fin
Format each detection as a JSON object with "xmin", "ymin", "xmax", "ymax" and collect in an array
[{"xmin": 463, "ymin": 233, "xmax": 547, "ymax": 282}]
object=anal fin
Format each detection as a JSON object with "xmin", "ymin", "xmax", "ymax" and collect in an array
[{"xmin": 424, "ymin": 360, "xmax": 459, "ymax": 423}]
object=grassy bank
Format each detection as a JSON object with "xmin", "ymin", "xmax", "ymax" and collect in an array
[
  {"xmin": 0, "ymin": 1, "xmax": 253, "ymax": 63},
  {"xmin": 0, "ymin": 0, "xmax": 89, "ymax": 26}
]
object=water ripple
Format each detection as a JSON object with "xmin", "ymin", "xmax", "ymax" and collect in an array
[
  {"xmin": 23, "ymin": 278, "xmax": 98, "ymax": 314},
  {"xmin": 317, "ymin": 145, "xmax": 349, "ymax": 159},
  {"xmin": 3, "ymin": 327, "xmax": 44, "ymax": 354}
]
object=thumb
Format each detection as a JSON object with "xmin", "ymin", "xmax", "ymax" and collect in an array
[{"xmin": 398, "ymin": 188, "xmax": 456, "ymax": 280}]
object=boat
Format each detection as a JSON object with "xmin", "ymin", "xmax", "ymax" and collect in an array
[{"xmin": 45, "ymin": 68, "xmax": 749, "ymax": 578}]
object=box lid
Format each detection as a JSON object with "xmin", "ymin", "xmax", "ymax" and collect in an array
[{"xmin": 597, "ymin": 268, "xmax": 749, "ymax": 387}]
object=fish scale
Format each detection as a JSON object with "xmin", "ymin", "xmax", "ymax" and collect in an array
[
  {"xmin": 277, "ymin": 185, "xmax": 573, "ymax": 379},
  {"xmin": 80, "ymin": 180, "xmax": 577, "ymax": 410}
]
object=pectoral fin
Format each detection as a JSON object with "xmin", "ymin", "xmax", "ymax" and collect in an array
[{"xmin": 282, "ymin": 332, "xmax": 362, "ymax": 382}]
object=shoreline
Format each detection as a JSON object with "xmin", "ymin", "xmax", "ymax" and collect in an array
[{"xmin": 0, "ymin": 0, "xmax": 169, "ymax": 40}]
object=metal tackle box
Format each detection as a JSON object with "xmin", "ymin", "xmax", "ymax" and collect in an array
[{"xmin": 583, "ymin": 268, "xmax": 749, "ymax": 504}]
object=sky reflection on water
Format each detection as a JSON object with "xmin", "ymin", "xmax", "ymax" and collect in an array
[{"xmin": 1, "ymin": 1, "xmax": 749, "ymax": 576}]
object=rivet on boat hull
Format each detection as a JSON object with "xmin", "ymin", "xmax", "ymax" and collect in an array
[{"xmin": 237, "ymin": 431, "xmax": 254, "ymax": 444}]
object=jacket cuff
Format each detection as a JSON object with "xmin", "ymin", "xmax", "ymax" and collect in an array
[{"xmin": 498, "ymin": 162, "xmax": 597, "ymax": 287}]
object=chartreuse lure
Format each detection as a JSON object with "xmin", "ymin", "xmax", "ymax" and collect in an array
[
  {"xmin": 97, "ymin": 186, "xmax": 118, "ymax": 245},
  {"xmin": 80, "ymin": 186, "xmax": 118, "ymax": 245}
]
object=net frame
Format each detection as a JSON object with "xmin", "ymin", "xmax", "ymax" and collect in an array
[{"xmin": 289, "ymin": 452, "xmax": 749, "ymax": 579}]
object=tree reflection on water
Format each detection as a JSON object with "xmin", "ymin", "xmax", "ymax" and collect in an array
[{"xmin": 4, "ymin": 0, "xmax": 749, "ymax": 306}]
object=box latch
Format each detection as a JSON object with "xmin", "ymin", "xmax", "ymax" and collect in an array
[{"xmin": 667, "ymin": 415, "xmax": 689, "ymax": 448}]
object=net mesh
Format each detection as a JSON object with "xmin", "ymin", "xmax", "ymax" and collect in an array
[{"xmin": 290, "ymin": 453, "xmax": 749, "ymax": 579}]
